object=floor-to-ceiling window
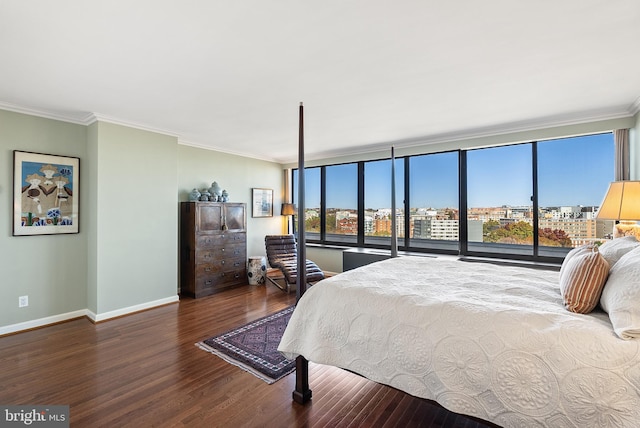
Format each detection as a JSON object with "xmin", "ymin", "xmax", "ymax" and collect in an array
[
  {"xmin": 292, "ymin": 166, "xmax": 321, "ymax": 240},
  {"xmin": 537, "ymin": 133, "xmax": 614, "ymax": 257},
  {"xmin": 466, "ymin": 144, "xmax": 534, "ymax": 256},
  {"xmin": 325, "ymin": 163, "xmax": 358, "ymax": 244},
  {"xmin": 364, "ymin": 158, "xmax": 404, "ymax": 246},
  {"xmin": 292, "ymin": 131, "xmax": 615, "ymax": 262},
  {"xmin": 409, "ymin": 151, "xmax": 459, "ymax": 252}
]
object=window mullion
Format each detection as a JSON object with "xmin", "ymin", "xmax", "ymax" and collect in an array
[
  {"xmin": 532, "ymin": 142, "xmax": 539, "ymax": 257},
  {"xmin": 320, "ymin": 166, "xmax": 326, "ymax": 241},
  {"xmin": 459, "ymin": 150, "xmax": 468, "ymax": 255},
  {"xmin": 357, "ymin": 161, "xmax": 365, "ymax": 245}
]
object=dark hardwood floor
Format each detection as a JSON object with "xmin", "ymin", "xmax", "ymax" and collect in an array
[{"xmin": 0, "ymin": 283, "xmax": 494, "ymax": 427}]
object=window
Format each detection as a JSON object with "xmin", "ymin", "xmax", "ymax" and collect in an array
[
  {"xmin": 537, "ymin": 133, "xmax": 614, "ymax": 257},
  {"xmin": 292, "ymin": 167, "xmax": 321, "ymax": 240},
  {"xmin": 325, "ymin": 163, "xmax": 358, "ymax": 243},
  {"xmin": 466, "ymin": 144, "xmax": 533, "ymax": 256},
  {"xmin": 292, "ymin": 131, "xmax": 615, "ymax": 263},
  {"xmin": 364, "ymin": 158, "xmax": 404, "ymax": 246},
  {"xmin": 409, "ymin": 151, "xmax": 459, "ymax": 251}
]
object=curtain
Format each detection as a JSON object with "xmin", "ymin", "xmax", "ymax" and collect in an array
[{"xmin": 614, "ymin": 129, "xmax": 630, "ymax": 181}]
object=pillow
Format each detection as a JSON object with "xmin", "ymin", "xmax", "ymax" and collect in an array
[
  {"xmin": 559, "ymin": 245, "xmax": 609, "ymax": 314},
  {"xmin": 559, "ymin": 244, "xmax": 593, "ymax": 279},
  {"xmin": 598, "ymin": 235, "xmax": 640, "ymax": 269},
  {"xmin": 600, "ymin": 246, "xmax": 640, "ymax": 339}
]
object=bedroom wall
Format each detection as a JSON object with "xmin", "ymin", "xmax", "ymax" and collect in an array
[
  {"xmin": 86, "ymin": 122, "xmax": 179, "ymax": 318},
  {"xmin": 0, "ymin": 109, "xmax": 88, "ymax": 330},
  {"xmin": 0, "ymin": 109, "xmax": 289, "ymax": 334},
  {"xmin": 177, "ymin": 145, "xmax": 287, "ymax": 259}
]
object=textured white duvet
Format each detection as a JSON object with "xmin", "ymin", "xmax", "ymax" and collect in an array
[{"xmin": 278, "ymin": 256, "xmax": 640, "ymax": 428}]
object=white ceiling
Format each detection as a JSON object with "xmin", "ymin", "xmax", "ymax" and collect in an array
[{"xmin": 1, "ymin": 1, "xmax": 639, "ymax": 163}]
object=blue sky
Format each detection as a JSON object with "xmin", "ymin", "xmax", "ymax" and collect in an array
[{"xmin": 295, "ymin": 133, "xmax": 614, "ymax": 209}]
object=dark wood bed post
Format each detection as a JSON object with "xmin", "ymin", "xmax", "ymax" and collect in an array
[{"xmin": 293, "ymin": 102, "xmax": 312, "ymax": 404}]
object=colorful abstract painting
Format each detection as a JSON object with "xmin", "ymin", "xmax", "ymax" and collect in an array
[{"xmin": 13, "ymin": 151, "xmax": 80, "ymax": 236}]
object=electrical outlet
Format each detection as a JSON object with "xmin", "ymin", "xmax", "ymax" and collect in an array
[{"xmin": 19, "ymin": 295, "xmax": 28, "ymax": 308}]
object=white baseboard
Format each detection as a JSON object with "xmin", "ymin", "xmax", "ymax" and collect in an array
[
  {"xmin": 0, "ymin": 295, "xmax": 179, "ymax": 335},
  {"xmin": 86, "ymin": 295, "xmax": 179, "ymax": 323},
  {"xmin": 0, "ymin": 309, "xmax": 88, "ymax": 336}
]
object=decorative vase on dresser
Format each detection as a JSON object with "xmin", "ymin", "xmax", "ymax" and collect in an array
[{"xmin": 180, "ymin": 201, "xmax": 247, "ymax": 298}]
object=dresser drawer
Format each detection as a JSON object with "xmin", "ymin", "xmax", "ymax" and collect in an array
[
  {"xmin": 194, "ymin": 256, "xmax": 245, "ymax": 275},
  {"xmin": 196, "ymin": 232, "xmax": 246, "ymax": 249},
  {"xmin": 195, "ymin": 268, "xmax": 245, "ymax": 290},
  {"xmin": 195, "ymin": 244, "xmax": 246, "ymax": 263}
]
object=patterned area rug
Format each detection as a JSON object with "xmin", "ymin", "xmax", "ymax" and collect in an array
[{"xmin": 196, "ymin": 306, "xmax": 296, "ymax": 384}]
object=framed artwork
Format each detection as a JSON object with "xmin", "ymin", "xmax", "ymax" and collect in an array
[
  {"xmin": 13, "ymin": 150, "xmax": 80, "ymax": 236},
  {"xmin": 252, "ymin": 188, "xmax": 273, "ymax": 217}
]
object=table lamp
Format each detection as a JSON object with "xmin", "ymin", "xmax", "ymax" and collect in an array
[{"xmin": 597, "ymin": 181, "xmax": 640, "ymax": 238}]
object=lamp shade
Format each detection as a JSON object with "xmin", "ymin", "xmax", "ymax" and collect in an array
[
  {"xmin": 281, "ymin": 203, "xmax": 297, "ymax": 216},
  {"xmin": 597, "ymin": 181, "xmax": 640, "ymax": 220}
]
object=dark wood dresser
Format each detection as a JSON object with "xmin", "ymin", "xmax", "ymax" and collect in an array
[{"xmin": 180, "ymin": 202, "xmax": 247, "ymax": 298}]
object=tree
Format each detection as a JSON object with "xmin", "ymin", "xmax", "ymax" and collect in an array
[
  {"xmin": 484, "ymin": 221, "xmax": 533, "ymax": 244},
  {"xmin": 305, "ymin": 216, "xmax": 320, "ymax": 232},
  {"xmin": 538, "ymin": 228, "xmax": 572, "ymax": 247}
]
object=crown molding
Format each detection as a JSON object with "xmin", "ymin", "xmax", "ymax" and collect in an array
[
  {"xmin": 0, "ymin": 101, "xmax": 91, "ymax": 125},
  {"xmin": 86, "ymin": 113, "xmax": 180, "ymax": 137},
  {"xmin": 2, "ymin": 100, "xmax": 638, "ymax": 165},
  {"xmin": 177, "ymin": 138, "xmax": 280, "ymax": 163},
  {"xmin": 630, "ymin": 96, "xmax": 640, "ymax": 115}
]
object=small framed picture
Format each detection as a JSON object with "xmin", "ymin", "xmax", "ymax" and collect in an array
[
  {"xmin": 252, "ymin": 188, "xmax": 273, "ymax": 218},
  {"xmin": 13, "ymin": 150, "xmax": 80, "ymax": 236}
]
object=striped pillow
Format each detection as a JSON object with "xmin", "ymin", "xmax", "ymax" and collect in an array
[{"xmin": 560, "ymin": 245, "xmax": 610, "ymax": 314}]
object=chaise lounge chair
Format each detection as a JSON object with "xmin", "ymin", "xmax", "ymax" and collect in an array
[{"xmin": 264, "ymin": 234, "xmax": 325, "ymax": 293}]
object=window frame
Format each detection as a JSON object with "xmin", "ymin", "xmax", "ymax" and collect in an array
[{"xmin": 292, "ymin": 132, "xmax": 614, "ymax": 264}]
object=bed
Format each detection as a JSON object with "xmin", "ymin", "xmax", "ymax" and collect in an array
[{"xmin": 278, "ymin": 255, "xmax": 640, "ymax": 428}]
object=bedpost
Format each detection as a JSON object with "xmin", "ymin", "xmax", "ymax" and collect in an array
[{"xmin": 293, "ymin": 102, "xmax": 312, "ymax": 404}]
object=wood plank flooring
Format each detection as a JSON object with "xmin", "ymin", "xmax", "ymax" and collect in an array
[{"xmin": 0, "ymin": 283, "xmax": 495, "ymax": 427}]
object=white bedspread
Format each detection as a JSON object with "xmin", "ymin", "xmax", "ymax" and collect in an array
[{"xmin": 278, "ymin": 256, "xmax": 640, "ymax": 428}]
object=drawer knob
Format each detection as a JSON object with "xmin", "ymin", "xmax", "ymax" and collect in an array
[{"xmin": 221, "ymin": 260, "xmax": 225, "ymax": 265}]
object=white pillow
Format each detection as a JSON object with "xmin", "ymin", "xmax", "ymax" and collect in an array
[
  {"xmin": 599, "ymin": 235, "xmax": 640, "ymax": 269},
  {"xmin": 600, "ymin": 246, "xmax": 640, "ymax": 340}
]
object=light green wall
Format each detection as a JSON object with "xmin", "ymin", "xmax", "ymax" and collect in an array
[
  {"xmin": 86, "ymin": 123, "xmax": 99, "ymax": 314},
  {"xmin": 306, "ymin": 246, "xmax": 343, "ymax": 273},
  {"xmin": 0, "ymin": 109, "xmax": 88, "ymax": 328},
  {"xmin": 177, "ymin": 145, "xmax": 287, "ymax": 259},
  {"xmin": 0, "ymin": 109, "xmax": 289, "ymax": 333},
  {"xmin": 89, "ymin": 122, "xmax": 179, "ymax": 315}
]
